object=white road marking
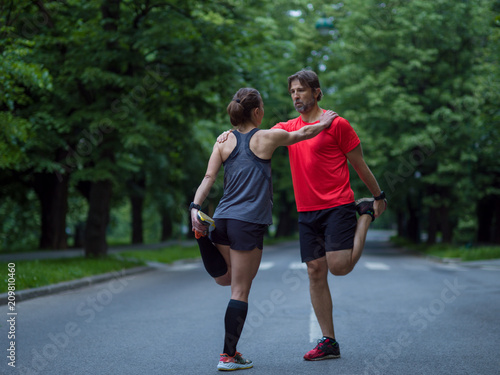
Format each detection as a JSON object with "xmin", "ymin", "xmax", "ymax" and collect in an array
[
  {"xmin": 289, "ymin": 262, "xmax": 307, "ymax": 270},
  {"xmin": 168, "ymin": 263, "xmax": 200, "ymax": 271},
  {"xmin": 480, "ymin": 266, "xmax": 500, "ymax": 271},
  {"xmin": 433, "ymin": 263, "xmax": 467, "ymax": 271},
  {"xmin": 364, "ymin": 262, "xmax": 390, "ymax": 270},
  {"xmin": 309, "ymin": 306, "xmax": 321, "ymax": 343},
  {"xmin": 148, "ymin": 261, "xmax": 201, "ymax": 271},
  {"xmin": 259, "ymin": 261, "xmax": 275, "ymax": 270},
  {"xmin": 402, "ymin": 264, "xmax": 429, "ymax": 271}
]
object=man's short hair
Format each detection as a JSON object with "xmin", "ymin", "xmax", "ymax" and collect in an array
[{"xmin": 287, "ymin": 70, "xmax": 323, "ymax": 102}]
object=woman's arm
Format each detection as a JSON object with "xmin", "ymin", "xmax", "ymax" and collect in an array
[{"xmin": 190, "ymin": 143, "xmax": 223, "ymax": 233}]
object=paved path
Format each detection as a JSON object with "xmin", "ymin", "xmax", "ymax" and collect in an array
[{"xmin": 1, "ymin": 231, "xmax": 499, "ymax": 374}]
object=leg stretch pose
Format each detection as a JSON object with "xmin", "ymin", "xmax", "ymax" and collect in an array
[
  {"xmin": 216, "ymin": 73, "xmax": 387, "ymax": 361},
  {"xmin": 190, "ymin": 87, "xmax": 336, "ymax": 370},
  {"xmin": 195, "ymin": 235, "xmax": 231, "ymax": 285},
  {"xmin": 270, "ymin": 70, "xmax": 387, "ymax": 360}
]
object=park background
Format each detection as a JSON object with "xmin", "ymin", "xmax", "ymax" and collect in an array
[{"xmin": 1, "ymin": 0, "xmax": 499, "ymax": 259}]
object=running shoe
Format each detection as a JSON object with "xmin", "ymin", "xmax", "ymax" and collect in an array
[
  {"xmin": 355, "ymin": 198, "xmax": 376, "ymax": 221},
  {"xmin": 198, "ymin": 211, "xmax": 215, "ymax": 232},
  {"xmin": 303, "ymin": 337, "xmax": 340, "ymax": 361},
  {"xmin": 217, "ymin": 352, "xmax": 253, "ymax": 371},
  {"xmin": 194, "ymin": 211, "xmax": 216, "ymax": 239},
  {"xmin": 355, "ymin": 197, "xmax": 388, "ymax": 222}
]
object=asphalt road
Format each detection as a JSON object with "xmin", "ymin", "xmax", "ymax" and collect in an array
[{"xmin": 1, "ymin": 234, "xmax": 499, "ymax": 375}]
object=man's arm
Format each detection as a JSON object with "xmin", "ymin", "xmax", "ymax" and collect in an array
[
  {"xmin": 269, "ymin": 110, "xmax": 337, "ymax": 146},
  {"xmin": 346, "ymin": 144, "xmax": 387, "ymax": 218},
  {"xmin": 251, "ymin": 111, "xmax": 337, "ymax": 160},
  {"xmin": 216, "ymin": 130, "xmax": 233, "ymax": 144},
  {"xmin": 216, "ymin": 111, "xmax": 337, "ymax": 144}
]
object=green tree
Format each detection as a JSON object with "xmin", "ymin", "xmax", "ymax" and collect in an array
[
  {"xmin": 0, "ymin": 1, "xmax": 59, "ymax": 250},
  {"xmin": 1, "ymin": 0, "xmax": 319, "ymax": 253},
  {"xmin": 321, "ymin": 0, "xmax": 498, "ymax": 243}
]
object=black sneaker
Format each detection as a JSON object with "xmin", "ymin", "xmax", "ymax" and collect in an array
[
  {"xmin": 355, "ymin": 198, "xmax": 376, "ymax": 221},
  {"xmin": 303, "ymin": 337, "xmax": 340, "ymax": 361}
]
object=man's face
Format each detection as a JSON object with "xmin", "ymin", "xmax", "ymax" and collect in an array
[{"xmin": 289, "ymin": 79, "xmax": 317, "ymax": 114}]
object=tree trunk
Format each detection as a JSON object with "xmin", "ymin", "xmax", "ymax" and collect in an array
[
  {"xmin": 493, "ymin": 196, "xmax": 500, "ymax": 244},
  {"xmin": 440, "ymin": 205, "xmax": 453, "ymax": 243},
  {"xmin": 129, "ymin": 176, "xmax": 145, "ymax": 244},
  {"xmin": 275, "ymin": 193, "xmax": 297, "ymax": 238},
  {"xmin": 33, "ymin": 172, "xmax": 69, "ymax": 249},
  {"xmin": 84, "ymin": 180, "xmax": 112, "ymax": 257},
  {"xmin": 476, "ymin": 195, "xmax": 494, "ymax": 243},
  {"xmin": 275, "ymin": 210, "xmax": 297, "ymax": 237},
  {"xmin": 397, "ymin": 211, "xmax": 405, "ymax": 238},
  {"xmin": 81, "ymin": 0, "xmax": 120, "ymax": 257},
  {"xmin": 131, "ymin": 194, "xmax": 144, "ymax": 244},
  {"xmin": 406, "ymin": 197, "xmax": 420, "ymax": 243},
  {"xmin": 427, "ymin": 206, "xmax": 438, "ymax": 245},
  {"xmin": 160, "ymin": 208, "xmax": 172, "ymax": 241},
  {"xmin": 74, "ymin": 222, "xmax": 85, "ymax": 248}
]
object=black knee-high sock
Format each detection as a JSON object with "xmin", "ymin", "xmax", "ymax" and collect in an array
[
  {"xmin": 196, "ymin": 236, "xmax": 227, "ymax": 278},
  {"xmin": 223, "ymin": 299, "xmax": 248, "ymax": 356}
]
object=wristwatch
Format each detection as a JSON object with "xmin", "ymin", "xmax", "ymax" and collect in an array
[
  {"xmin": 373, "ymin": 191, "xmax": 386, "ymax": 201},
  {"xmin": 189, "ymin": 202, "xmax": 201, "ymax": 211}
]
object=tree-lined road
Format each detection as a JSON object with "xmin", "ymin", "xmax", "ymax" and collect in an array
[{"xmin": 2, "ymin": 236, "xmax": 499, "ymax": 374}]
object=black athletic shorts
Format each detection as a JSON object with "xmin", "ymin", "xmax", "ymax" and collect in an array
[
  {"xmin": 298, "ymin": 203, "xmax": 357, "ymax": 262},
  {"xmin": 210, "ymin": 218, "xmax": 267, "ymax": 251}
]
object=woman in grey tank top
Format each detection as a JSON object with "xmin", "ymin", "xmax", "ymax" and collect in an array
[{"xmin": 189, "ymin": 88, "xmax": 336, "ymax": 371}]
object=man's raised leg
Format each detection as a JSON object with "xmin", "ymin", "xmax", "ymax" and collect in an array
[{"xmin": 326, "ymin": 214, "xmax": 372, "ymax": 276}]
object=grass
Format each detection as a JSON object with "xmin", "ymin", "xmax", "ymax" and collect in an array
[
  {"xmin": 391, "ymin": 237, "xmax": 500, "ymax": 261},
  {"xmin": 0, "ymin": 244, "xmax": 202, "ymax": 293},
  {"xmin": 0, "ymin": 257, "xmax": 145, "ymax": 293},
  {"xmin": 119, "ymin": 244, "xmax": 201, "ymax": 263},
  {"xmin": 424, "ymin": 245, "xmax": 500, "ymax": 261}
]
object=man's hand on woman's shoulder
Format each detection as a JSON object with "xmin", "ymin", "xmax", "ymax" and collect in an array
[{"xmin": 217, "ymin": 129, "xmax": 233, "ymax": 143}]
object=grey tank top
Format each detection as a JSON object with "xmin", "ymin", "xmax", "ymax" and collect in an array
[{"xmin": 213, "ymin": 128, "xmax": 273, "ymax": 225}]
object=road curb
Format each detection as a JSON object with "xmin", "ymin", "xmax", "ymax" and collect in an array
[{"xmin": 0, "ymin": 266, "xmax": 155, "ymax": 306}]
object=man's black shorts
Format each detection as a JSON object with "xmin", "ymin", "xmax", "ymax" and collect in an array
[
  {"xmin": 298, "ymin": 203, "xmax": 357, "ymax": 262},
  {"xmin": 211, "ymin": 218, "xmax": 267, "ymax": 251}
]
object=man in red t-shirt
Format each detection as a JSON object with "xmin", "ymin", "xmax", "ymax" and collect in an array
[{"xmin": 273, "ymin": 70, "xmax": 387, "ymax": 361}]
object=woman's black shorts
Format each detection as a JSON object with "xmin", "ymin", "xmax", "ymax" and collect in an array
[{"xmin": 211, "ymin": 218, "xmax": 267, "ymax": 251}]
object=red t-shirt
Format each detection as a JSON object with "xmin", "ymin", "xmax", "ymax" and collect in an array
[{"xmin": 273, "ymin": 114, "xmax": 360, "ymax": 212}]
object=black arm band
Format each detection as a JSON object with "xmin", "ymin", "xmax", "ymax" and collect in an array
[{"xmin": 189, "ymin": 202, "xmax": 201, "ymax": 211}]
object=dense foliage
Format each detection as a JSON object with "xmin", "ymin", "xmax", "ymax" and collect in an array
[{"xmin": 1, "ymin": 0, "xmax": 499, "ymax": 254}]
